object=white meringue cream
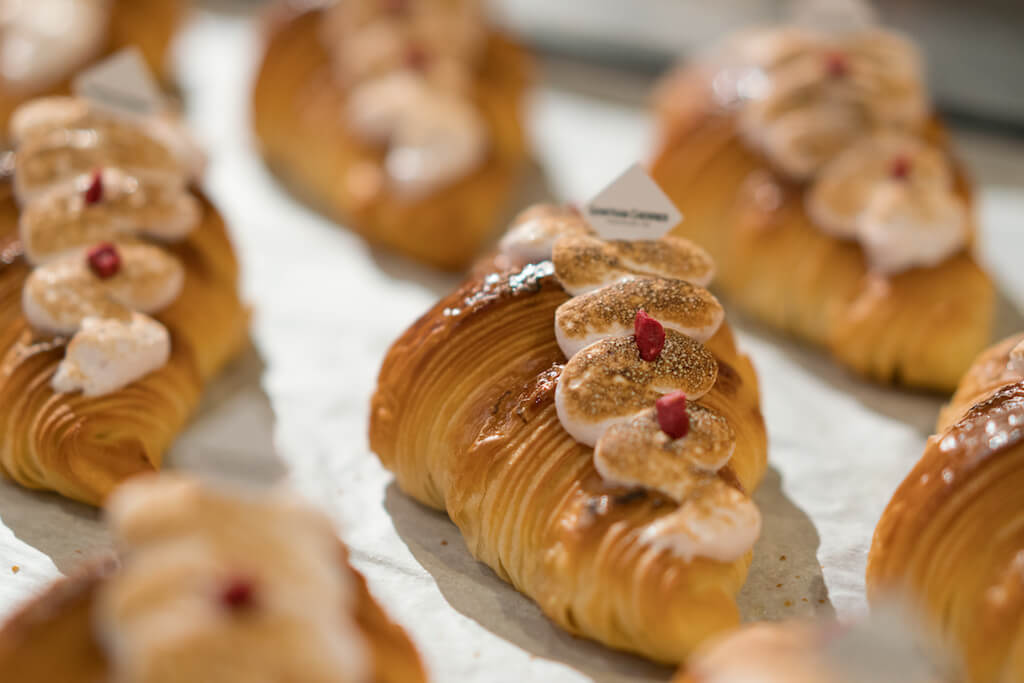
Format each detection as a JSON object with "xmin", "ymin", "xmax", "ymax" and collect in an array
[
  {"xmin": 98, "ymin": 476, "xmax": 369, "ymax": 683},
  {"xmin": 51, "ymin": 312, "xmax": 170, "ymax": 397},
  {"xmin": 554, "ymin": 277, "xmax": 724, "ymax": 359},
  {"xmin": 498, "ymin": 204, "xmax": 590, "ymax": 264},
  {"xmin": 642, "ymin": 481, "xmax": 762, "ymax": 563},
  {"xmin": 0, "ymin": 0, "xmax": 110, "ymax": 92}
]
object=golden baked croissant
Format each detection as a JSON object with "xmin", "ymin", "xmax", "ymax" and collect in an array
[
  {"xmin": 649, "ymin": 25, "xmax": 994, "ymax": 391},
  {"xmin": 0, "ymin": 96, "xmax": 246, "ymax": 506},
  {"xmin": 0, "ymin": 0, "xmax": 187, "ymax": 131},
  {"xmin": 252, "ymin": 0, "xmax": 531, "ymax": 270},
  {"xmin": 0, "ymin": 475, "xmax": 426, "ymax": 683},
  {"xmin": 867, "ymin": 332, "xmax": 1024, "ymax": 682},
  {"xmin": 371, "ymin": 203, "xmax": 768, "ymax": 663}
]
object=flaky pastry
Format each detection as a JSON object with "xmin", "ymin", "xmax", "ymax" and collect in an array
[
  {"xmin": 650, "ymin": 24, "xmax": 994, "ymax": 390},
  {"xmin": 867, "ymin": 332, "xmax": 1024, "ymax": 682},
  {"xmin": 252, "ymin": 0, "xmax": 532, "ymax": 270},
  {"xmin": 370, "ymin": 202, "xmax": 767, "ymax": 663},
  {"xmin": 0, "ymin": 96, "xmax": 247, "ymax": 505}
]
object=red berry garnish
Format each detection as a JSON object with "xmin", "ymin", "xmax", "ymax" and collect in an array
[
  {"xmin": 889, "ymin": 155, "xmax": 912, "ymax": 180},
  {"xmin": 86, "ymin": 242, "xmax": 120, "ymax": 279},
  {"xmin": 219, "ymin": 576, "xmax": 256, "ymax": 611},
  {"xmin": 825, "ymin": 52, "xmax": 849, "ymax": 78},
  {"xmin": 634, "ymin": 309, "xmax": 666, "ymax": 362},
  {"xmin": 84, "ymin": 169, "xmax": 104, "ymax": 205},
  {"xmin": 405, "ymin": 43, "xmax": 429, "ymax": 71},
  {"xmin": 656, "ymin": 391, "xmax": 690, "ymax": 439}
]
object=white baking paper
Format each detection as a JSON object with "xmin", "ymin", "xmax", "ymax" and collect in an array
[{"xmin": 1, "ymin": 7, "xmax": 1022, "ymax": 683}]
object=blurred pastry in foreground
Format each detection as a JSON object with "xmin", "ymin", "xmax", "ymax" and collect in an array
[
  {"xmin": 867, "ymin": 332, "xmax": 1024, "ymax": 682},
  {"xmin": 370, "ymin": 202, "xmax": 767, "ymax": 663},
  {"xmin": 252, "ymin": 0, "xmax": 532, "ymax": 270},
  {"xmin": 677, "ymin": 617, "xmax": 942, "ymax": 682},
  {"xmin": 0, "ymin": 475, "xmax": 426, "ymax": 682},
  {"xmin": 0, "ymin": 0, "xmax": 188, "ymax": 131},
  {"xmin": 0, "ymin": 94, "xmax": 246, "ymax": 505},
  {"xmin": 650, "ymin": 23, "xmax": 994, "ymax": 391}
]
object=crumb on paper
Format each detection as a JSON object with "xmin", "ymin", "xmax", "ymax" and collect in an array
[
  {"xmin": 779, "ymin": 555, "xmax": 787, "ymax": 561},
  {"xmin": 441, "ymin": 540, "xmax": 448, "ymax": 546},
  {"xmin": 776, "ymin": 583, "xmax": 782, "ymax": 588},
  {"xmin": 10, "ymin": 566, "xmax": 19, "ymax": 574},
  {"xmin": 801, "ymin": 598, "xmax": 808, "ymax": 602},
  {"xmin": 784, "ymin": 600, "xmax": 792, "ymax": 607}
]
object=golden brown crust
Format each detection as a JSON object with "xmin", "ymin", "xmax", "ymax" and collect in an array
[
  {"xmin": 0, "ymin": 177, "xmax": 247, "ymax": 506},
  {"xmin": 867, "ymin": 336, "xmax": 1024, "ymax": 682},
  {"xmin": 0, "ymin": 0, "xmax": 188, "ymax": 133},
  {"xmin": 252, "ymin": 4, "xmax": 531, "ymax": 270},
  {"xmin": 649, "ymin": 67, "xmax": 994, "ymax": 391},
  {"xmin": 369, "ymin": 262, "xmax": 767, "ymax": 663},
  {"xmin": 0, "ymin": 549, "xmax": 426, "ymax": 683}
]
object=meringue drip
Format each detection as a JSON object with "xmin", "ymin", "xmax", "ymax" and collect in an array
[{"xmin": 12, "ymin": 96, "xmax": 199, "ymax": 397}]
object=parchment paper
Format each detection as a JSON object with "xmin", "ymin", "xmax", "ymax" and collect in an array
[{"xmin": 1, "ymin": 7, "xmax": 1022, "ymax": 683}]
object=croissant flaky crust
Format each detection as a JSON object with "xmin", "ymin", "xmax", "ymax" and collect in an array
[
  {"xmin": 0, "ymin": 182, "xmax": 247, "ymax": 506},
  {"xmin": 649, "ymin": 68, "xmax": 994, "ymax": 391},
  {"xmin": 0, "ymin": 0, "xmax": 187, "ymax": 131},
  {"xmin": 0, "ymin": 550, "xmax": 426, "ymax": 683},
  {"xmin": 370, "ymin": 261, "xmax": 767, "ymax": 663},
  {"xmin": 252, "ymin": 3, "xmax": 531, "ymax": 270},
  {"xmin": 867, "ymin": 333, "xmax": 1024, "ymax": 682}
]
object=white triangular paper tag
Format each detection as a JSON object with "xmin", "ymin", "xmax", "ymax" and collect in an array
[
  {"xmin": 583, "ymin": 164, "xmax": 682, "ymax": 241},
  {"xmin": 72, "ymin": 48, "xmax": 164, "ymax": 118}
]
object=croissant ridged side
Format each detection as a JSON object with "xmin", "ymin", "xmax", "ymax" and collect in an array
[
  {"xmin": 252, "ymin": 4, "xmax": 531, "ymax": 270},
  {"xmin": 370, "ymin": 263, "xmax": 767, "ymax": 663},
  {"xmin": 649, "ymin": 69, "xmax": 994, "ymax": 391},
  {"xmin": 0, "ymin": 548, "xmax": 427, "ymax": 683},
  {"xmin": 0, "ymin": 183, "xmax": 247, "ymax": 506},
  {"xmin": 867, "ymin": 334, "xmax": 1024, "ymax": 682}
]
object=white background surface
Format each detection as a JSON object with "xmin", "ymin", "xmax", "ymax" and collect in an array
[{"xmin": 1, "ymin": 6, "xmax": 1023, "ymax": 682}]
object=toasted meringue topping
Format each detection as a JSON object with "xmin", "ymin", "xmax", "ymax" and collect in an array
[
  {"xmin": 1008, "ymin": 341, "xmax": 1024, "ymax": 376},
  {"xmin": 23, "ymin": 243, "xmax": 183, "ymax": 335},
  {"xmin": 12, "ymin": 97, "xmax": 201, "ymax": 396},
  {"xmin": 0, "ymin": 0, "xmax": 109, "ymax": 92},
  {"xmin": 554, "ymin": 277, "xmax": 724, "ymax": 359},
  {"xmin": 641, "ymin": 479, "xmax": 761, "ymax": 562},
  {"xmin": 594, "ymin": 406, "xmax": 735, "ymax": 501},
  {"xmin": 552, "ymin": 234, "xmax": 715, "ymax": 296},
  {"xmin": 20, "ymin": 168, "xmax": 199, "ymax": 264},
  {"xmin": 499, "ymin": 204, "xmax": 591, "ymax": 264},
  {"xmin": 555, "ymin": 330, "xmax": 717, "ymax": 447},
  {"xmin": 51, "ymin": 313, "xmax": 170, "ymax": 397},
  {"xmin": 806, "ymin": 132, "xmax": 950, "ymax": 239},
  {"xmin": 687, "ymin": 622, "xmax": 841, "ymax": 683},
  {"xmin": 14, "ymin": 120, "xmax": 188, "ymax": 204},
  {"xmin": 97, "ymin": 476, "xmax": 368, "ymax": 683},
  {"xmin": 728, "ymin": 27, "xmax": 928, "ymax": 180}
]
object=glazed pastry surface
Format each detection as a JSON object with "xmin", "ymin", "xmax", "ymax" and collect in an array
[
  {"xmin": 0, "ymin": 476, "xmax": 426, "ymax": 683},
  {"xmin": 370, "ymin": 208, "xmax": 767, "ymax": 663},
  {"xmin": 650, "ymin": 26, "xmax": 994, "ymax": 390},
  {"xmin": 867, "ymin": 333, "xmax": 1024, "ymax": 682},
  {"xmin": 0, "ymin": 99, "xmax": 246, "ymax": 505},
  {"xmin": 0, "ymin": 0, "xmax": 187, "ymax": 131},
  {"xmin": 252, "ymin": 1, "xmax": 531, "ymax": 270}
]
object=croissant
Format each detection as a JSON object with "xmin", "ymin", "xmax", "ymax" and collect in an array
[
  {"xmin": 370, "ymin": 204, "xmax": 768, "ymax": 663},
  {"xmin": 0, "ymin": 96, "xmax": 246, "ymax": 506},
  {"xmin": 0, "ymin": 475, "xmax": 426, "ymax": 683},
  {"xmin": 867, "ymin": 332, "xmax": 1024, "ymax": 682},
  {"xmin": 252, "ymin": 0, "xmax": 531, "ymax": 270},
  {"xmin": 649, "ymin": 25, "xmax": 994, "ymax": 391},
  {"xmin": 0, "ymin": 0, "xmax": 187, "ymax": 131}
]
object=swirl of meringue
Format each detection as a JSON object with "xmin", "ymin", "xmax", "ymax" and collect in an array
[
  {"xmin": 730, "ymin": 26, "xmax": 929, "ymax": 179},
  {"xmin": 552, "ymin": 233, "xmax": 716, "ymax": 296},
  {"xmin": 554, "ymin": 330, "xmax": 718, "ymax": 447},
  {"xmin": 554, "ymin": 277, "xmax": 724, "ymax": 358},
  {"xmin": 806, "ymin": 131, "xmax": 967, "ymax": 274},
  {"xmin": 20, "ymin": 167, "xmax": 200, "ymax": 265}
]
